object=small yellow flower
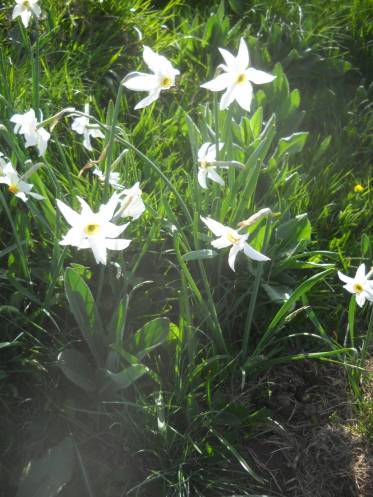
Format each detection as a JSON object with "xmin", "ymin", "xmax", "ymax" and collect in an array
[{"xmin": 354, "ymin": 184, "xmax": 364, "ymax": 193}]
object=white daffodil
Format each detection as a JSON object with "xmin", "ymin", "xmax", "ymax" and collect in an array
[
  {"xmin": 12, "ymin": 0, "xmax": 41, "ymax": 28},
  {"xmin": 197, "ymin": 142, "xmax": 225, "ymax": 189},
  {"xmin": 71, "ymin": 104, "xmax": 105, "ymax": 151},
  {"xmin": 10, "ymin": 109, "xmax": 50, "ymax": 156},
  {"xmin": 57, "ymin": 195, "xmax": 131, "ymax": 265},
  {"xmin": 338, "ymin": 263, "xmax": 373, "ymax": 307},
  {"xmin": 115, "ymin": 182, "xmax": 145, "ymax": 220},
  {"xmin": 201, "ymin": 38, "xmax": 275, "ymax": 112},
  {"xmin": 197, "ymin": 142, "xmax": 244, "ymax": 189},
  {"xmin": 92, "ymin": 168, "xmax": 121, "ymax": 189},
  {"xmin": 122, "ymin": 45, "xmax": 180, "ymax": 110},
  {"xmin": 200, "ymin": 216, "xmax": 270, "ymax": 271},
  {"xmin": 0, "ymin": 162, "xmax": 44, "ymax": 202}
]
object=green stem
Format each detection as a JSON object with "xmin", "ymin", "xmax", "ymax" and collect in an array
[
  {"xmin": 104, "ymin": 84, "xmax": 123, "ymax": 199},
  {"xmin": 242, "ymin": 219, "xmax": 271, "ymax": 359}
]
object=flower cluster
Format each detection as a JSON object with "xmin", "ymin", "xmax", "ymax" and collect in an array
[{"xmin": 6, "ymin": 6, "xmax": 371, "ymax": 309}]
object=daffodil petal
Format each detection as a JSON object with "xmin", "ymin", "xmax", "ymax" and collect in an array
[
  {"xmin": 220, "ymin": 85, "xmax": 237, "ymax": 110},
  {"xmin": 211, "ymin": 236, "xmax": 231, "ymax": 249},
  {"xmin": 201, "ymin": 72, "xmax": 232, "ymax": 92},
  {"xmin": 123, "ymin": 73, "xmax": 159, "ymax": 92},
  {"xmin": 237, "ymin": 38, "xmax": 249, "ymax": 69},
  {"xmin": 207, "ymin": 169, "xmax": 225, "ymax": 186},
  {"xmin": 89, "ymin": 237, "xmax": 107, "ymax": 265},
  {"xmin": 105, "ymin": 239, "xmax": 132, "ymax": 251},
  {"xmin": 134, "ymin": 90, "xmax": 161, "ymax": 110},
  {"xmin": 235, "ymin": 81, "xmax": 253, "ymax": 112},
  {"xmin": 228, "ymin": 244, "xmax": 240, "ymax": 271},
  {"xmin": 197, "ymin": 169, "xmax": 208, "ymax": 189},
  {"xmin": 246, "ymin": 67, "xmax": 276, "ymax": 85},
  {"xmin": 57, "ymin": 199, "xmax": 82, "ymax": 227},
  {"xmin": 200, "ymin": 216, "xmax": 228, "ymax": 236},
  {"xmin": 337, "ymin": 271, "xmax": 353, "ymax": 284},
  {"xmin": 243, "ymin": 242, "xmax": 270, "ymax": 261},
  {"xmin": 356, "ymin": 263, "xmax": 366, "ymax": 281},
  {"xmin": 218, "ymin": 48, "xmax": 238, "ymax": 71}
]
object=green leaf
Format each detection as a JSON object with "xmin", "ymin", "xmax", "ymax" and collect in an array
[
  {"xmin": 132, "ymin": 317, "xmax": 171, "ymax": 359},
  {"xmin": 276, "ymin": 132, "xmax": 308, "ymax": 158},
  {"xmin": 64, "ymin": 268, "xmax": 104, "ymax": 366},
  {"xmin": 57, "ymin": 349, "xmax": 96, "ymax": 392},
  {"xmin": 210, "ymin": 428, "xmax": 264, "ymax": 483},
  {"xmin": 276, "ymin": 214, "xmax": 312, "ymax": 256},
  {"xmin": 16, "ymin": 437, "xmax": 74, "ymax": 497},
  {"xmin": 182, "ymin": 249, "xmax": 218, "ymax": 262},
  {"xmin": 256, "ymin": 269, "xmax": 334, "ymax": 354},
  {"xmin": 104, "ymin": 364, "xmax": 149, "ymax": 390}
]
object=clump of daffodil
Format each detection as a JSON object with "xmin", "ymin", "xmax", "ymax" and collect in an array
[
  {"xmin": 12, "ymin": 0, "xmax": 41, "ymax": 28},
  {"xmin": 201, "ymin": 38, "xmax": 275, "ymax": 112},
  {"xmin": 200, "ymin": 216, "xmax": 270, "ymax": 271},
  {"xmin": 338, "ymin": 263, "xmax": 373, "ymax": 307},
  {"xmin": 122, "ymin": 46, "xmax": 180, "ymax": 110},
  {"xmin": 57, "ymin": 195, "xmax": 131, "ymax": 265},
  {"xmin": 0, "ymin": 161, "xmax": 44, "ymax": 202},
  {"xmin": 10, "ymin": 109, "xmax": 50, "ymax": 156}
]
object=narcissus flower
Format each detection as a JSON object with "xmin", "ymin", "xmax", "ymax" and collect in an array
[
  {"xmin": 10, "ymin": 109, "xmax": 50, "ymax": 156},
  {"xmin": 115, "ymin": 182, "xmax": 145, "ymax": 220},
  {"xmin": 71, "ymin": 105, "xmax": 105, "ymax": 151},
  {"xmin": 197, "ymin": 142, "xmax": 243, "ymax": 189},
  {"xmin": 122, "ymin": 46, "xmax": 180, "ymax": 110},
  {"xmin": 57, "ymin": 195, "xmax": 131, "ymax": 265},
  {"xmin": 92, "ymin": 168, "xmax": 121, "ymax": 189},
  {"xmin": 201, "ymin": 38, "xmax": 275, "ymax": 112},
  {"xmin": 0, "ymin": 162, "xmax": 44, "ymax": 202},
  {"xmin": 338, "ymin": 263, "xmax": 373, "ymax": 307},
  {"xmin": 200, "ymin": 216, "xmax": 270, "ymax": 271},
  {"xmin": 12, "ymin": 0, "xmax": 41, "ymax": 28}
]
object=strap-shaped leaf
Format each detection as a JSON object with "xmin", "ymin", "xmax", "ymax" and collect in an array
[{"xmin": 64, "ymin": 268, "xmax": 104, "ymax": 366}]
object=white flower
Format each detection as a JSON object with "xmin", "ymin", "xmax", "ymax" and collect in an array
[
  {"xmin": 197, "ymin": 142, "xmax": 224, "ymax": 189},
  {"xmin": 200, "ymin": 216, "xmax": 270, "ymax": 271},
  {"xmin": 12, "ymin": 0, "xmax": 41, "ymax": 28},
  {"xmin": 201, "ymin": 38, "xmax": 276, "ymax": 112},
  {"xmin": 71, "ymin": 104, "xmax": 105, "ymax": 151},
  {"xmin": 338, "ymin": 263, "xmax": 373, "ymax": 307},
  {"xmin": 57, "ymin": 195, "xmax": 131, "ymax": 265},
  {"xmin": 10, "ymin": 109, "xmax": 50, "ymax": 156},
  {"xmin": 115, "ymin": 182, "xmax": 145, "ymax": 220},
  {"xmin": 92, "ymin": 168, "xmax": 121, "ymax": 189},
  {"xmin": 122, "ymin": 46, "xmax": 180, "ymax": 110},
  {"xmin": 0, "ymin": 162, "xmax": 44, "ymax": 202}
]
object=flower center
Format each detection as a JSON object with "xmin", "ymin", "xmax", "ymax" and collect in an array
[
  {"xmin": 199, "ymin": 160, "xmax": 213, "ymax": 170},
  {"xmin": 8, "ymin": 184, "xmax": 19, "ymax": 194},
  {"xmin": 161, "ymin": 76, "xmax": 172, "ymax": 88},
  {"xmin": 236, "ymin": 73, "xmax": 247, "ymax": 84},
  {"xmin": 23, "ymin": 0, "xmax": 30, "ymax": 7},
  {"xmin": 353, "ymin": 283, "xmax": 364, "ymax": 294},
  {"xmin": 226, "ymin": 231, "xmax": 241, "ymax": 245},
  {"xmin": 84, "ymin": 223, "xmax": 100, "ymax": 235}
]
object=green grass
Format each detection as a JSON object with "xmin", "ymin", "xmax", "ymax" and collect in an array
[{"xmin": 0, "ymin": 1, "xmax": 372, "ymax": 496}]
